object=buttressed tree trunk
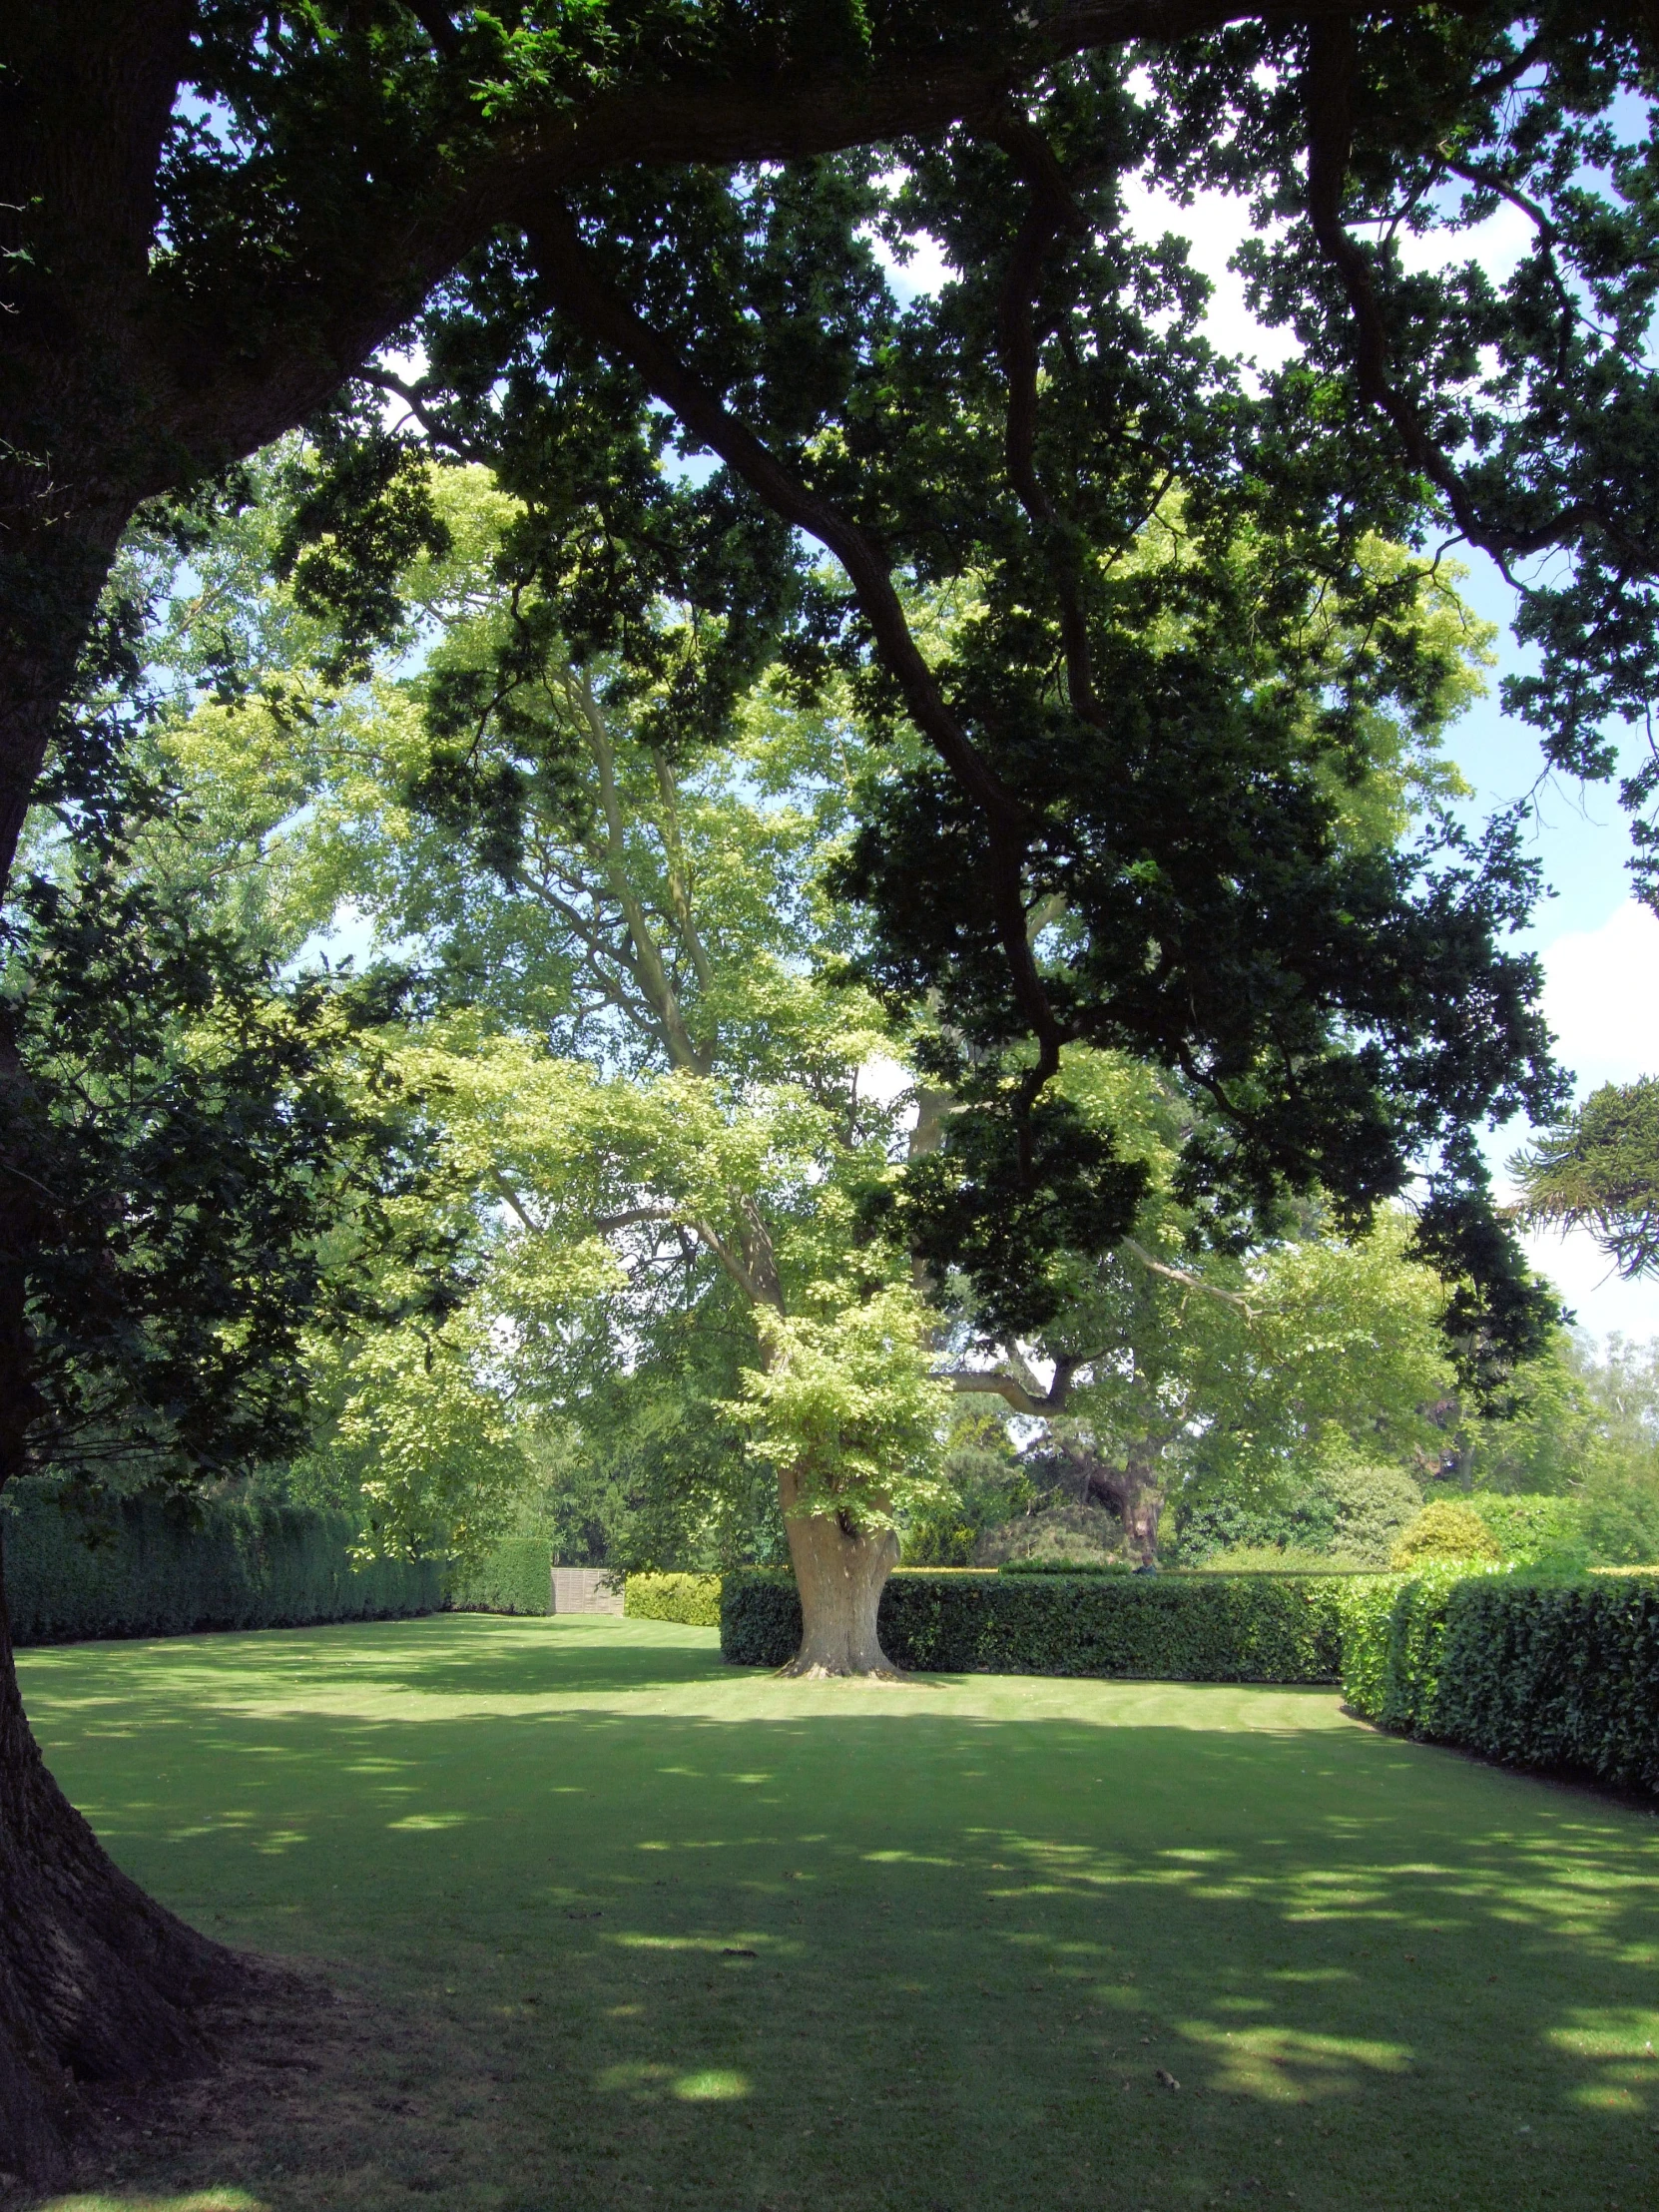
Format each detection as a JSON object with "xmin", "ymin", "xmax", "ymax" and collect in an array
[
  {"xmin": 0, "ymin": 1037, "xmax": 249, "ymax": 2179},
  {"xmin": 778, "ymin": 1468, "xmax": 901, "ymax": 1678},
  {"xmin": 0, "ymin": 1520, "xmax": 247, "ymax": 2185}
]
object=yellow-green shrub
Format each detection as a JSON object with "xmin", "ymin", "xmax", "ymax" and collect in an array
[
  {"xmin": 625, "ymin": 1572, "xmax": 722, "ymax": 1627},
  {"xmin": 1389, "ymin": 1500, "xmax": 1502, "ymax": 1569}
]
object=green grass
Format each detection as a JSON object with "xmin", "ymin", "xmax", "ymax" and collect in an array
[{"xmin": 19, "ymin": 1613, "xmax": 1659, "ymax": 2211}]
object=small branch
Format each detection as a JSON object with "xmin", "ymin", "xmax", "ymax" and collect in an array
[
  {"xmin": 1301, "ymin": 20, "xmax": 1637, "ymax": 581},
  {"xmin": 357, "ymin": 365, "xmax": 489, "ymax": 463},
  {"xmin": 1119, "ymin": 1235, "xmax": 1255, "ymax": 1315}
]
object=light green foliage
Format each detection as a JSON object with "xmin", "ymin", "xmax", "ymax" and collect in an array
[
  {"xmin": 1335, "ymin": 1575, "xmax": 1404, "ymax": 1720},
  {"xmin": 1450, "ymin": 1331, "xmax": 1659, "ymax": 1564},
  {"xmin": 624, "ymin": 1572, "xmax": 723, "ymax": 1627},
  {"xmin": 1463, "ymin": 1493, "xmax": 1590, "ymax": 1572},
  {"xmin": 149, "ymin": 465, "xmax": 934, "ymax": 1569},
  {"xmin": 1390, "ymin": 1501, "xmax": 1503, "ymax": 1569},
  {"xmin": 729, "ymin": 1285, "xmax": 952, "ymax": 1531},
  {"xmin": 1013, "ymin": 1079, "xmax": 1455, "ymax": 1547},
  {"xmin": 309, "ymin": 1303, "xmax": 528, "ymax": 1566}
]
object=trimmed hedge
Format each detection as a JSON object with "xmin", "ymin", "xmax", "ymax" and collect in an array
[
  {"xmin": 448, "ymin": 1536, "xmax": 552, "ymax": 1615},
  {"xmin": 2, "ymin": 1483, "xmax": 444, "ymax": 1645},
  {"xmin": 1341, "ymin": 1568, "xmax": 1659, "ymax": 1793},
  {"xmin": 625, "ymin": 1572, "xmax": 723, "ymax": 1627},
  {"xmin": 721, "ymin": 1568, "xmax": 1346, "ymax": 1681},
  {"xmin": 999, "ymin": 1559, "xmax": 1134, "ymax": 1576}
]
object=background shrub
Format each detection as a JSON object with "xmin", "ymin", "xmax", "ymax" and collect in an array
[
  {"xmin": 971, "ymin": 1501, "xmax": 1123, "ymax": 1566},
  {"xmin": 448, "ymin": 1536, "xmax": 552, "ymax": 1615},
  {"xmin": 721, "ymin": 1569, "xmax": 1345, "ymax": 1681},
  {"xmin": 2, "ymin": 1480, "xmax": 444, "ymax": 1644},
  {"xmin": 1462, "ymin": 1492, "xmax": 1590, "ymax": 1571},
  {"xmin": 625, "ymin": 1571, "xmax": 722, "ymax": 1626},
  {"xmin": 1390, "ymin": 1500, "xmax": 1502, "ymax": 1568},
  {"xmin": 1174, "ymin": 1463, "xmax": 1422, "ymax": 1569}
]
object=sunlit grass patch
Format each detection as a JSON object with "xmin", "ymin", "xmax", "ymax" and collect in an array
[{"xmin": 18, "ymin": 1613, "xmax": 1659, "ymax": 2212}]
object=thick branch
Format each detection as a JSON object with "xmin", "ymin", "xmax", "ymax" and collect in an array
[
  {"xmin": 527, "ymin": 203, "xmax": 1069, "ymax": 1085},
  {"xmin": 948, "ymin": 1352, "xmax": 1083, "ymax": 1415}
]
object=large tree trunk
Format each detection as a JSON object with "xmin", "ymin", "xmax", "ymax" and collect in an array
[
  {"xmin": 0, "ymin": 1512, "xmax": 251, "ymax": 2183},
  {"xmin": 779, "ymin": 1474, "xmax": 901, "ymax": 1678}
]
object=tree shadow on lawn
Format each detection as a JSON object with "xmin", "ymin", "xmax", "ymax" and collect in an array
[
  {"xmin": 15, "ymin": 1611, "xmax": 734, "ymax": 1709},
  {"xmin": 19, "ymin": 1628, "xmax": 1659, "ymax": 2212}
]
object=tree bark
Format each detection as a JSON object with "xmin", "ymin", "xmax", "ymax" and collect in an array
[
  {"xmin": 0, "ymin": 1514, "xmax": 251, "ymax": 2183},
  {"xmin": 779, "ymin": 1471, "xmax": 901, "ymax": 1678}
]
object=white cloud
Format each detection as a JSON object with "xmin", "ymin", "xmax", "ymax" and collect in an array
[
  {"xmin": 1521, "ymin": 1224, "xmax": 1659, "ymax": 1346},
  {"xmin": 1537, "ymin": 897, "xmax": 1659, "ymax": 1096}
]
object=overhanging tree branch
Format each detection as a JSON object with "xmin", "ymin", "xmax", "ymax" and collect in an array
[{"xmin": 526, "ymin": 202, "xmax": 1072, "ymax": 1091}]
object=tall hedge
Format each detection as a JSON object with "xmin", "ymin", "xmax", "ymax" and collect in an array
[
  {"xmin": 1, "ymin": 1482, "xmax": 444, "ymax": 1645},
  {"xmin": 448, "ymin": 1536, "xmax": 552, "ymax": 1615},
  {"xmin": 1341, "ymin": 1568, "xmax": 1659, "ymax": 1793},
  {"xmin": 721, "ymin": 1569, "xmax": 1346, "ymax": 1682}
]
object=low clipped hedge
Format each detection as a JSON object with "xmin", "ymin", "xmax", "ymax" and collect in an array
[
  {"xmin": 2, "ymin": 1482, "xmax": 444, "ymax": 1645},
  {"xmin": 625, "ymin": 1572, "xmax": 723, "ymax": 1627},
  {"xmin": 721, "ymin": 1568, "xmax": 1346, "ymax": 1681},
  {"xmin": 448, "ymin": 1536, "xmax": 552, "ymax": 1615},
  {"xmin": 1340, "ymin": 1567, "xmax": 1659, "ymax": 1793}
]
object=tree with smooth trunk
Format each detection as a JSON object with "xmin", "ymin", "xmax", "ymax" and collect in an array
[{"xmin": 150, "ymin": 465, "xmax": 947, "ymax": 1674}]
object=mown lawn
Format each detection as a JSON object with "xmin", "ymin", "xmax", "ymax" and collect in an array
[{"xmin": 17, "ymin": 1612, "xmax": 1659, "ymax": 2211}]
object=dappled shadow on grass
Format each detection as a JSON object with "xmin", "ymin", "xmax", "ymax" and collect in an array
[
  {"xmin": 19, "ymin": 1620, "xmax": 1659, "ymax": 2212},
  {"xmin": 16, "ymin": 1611, "xmax": 735, "ymax": 1706}
]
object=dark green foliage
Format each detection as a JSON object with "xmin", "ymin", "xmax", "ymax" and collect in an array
[
  {"xmin": 1342, "ymin": 1569, "xmax": 1659, "ymax": 1796},
  {"xmin": 898, "ymin": 1410, "xmax": 1032, "ymax": 1565},
  {"xmin": 1, "ymin": 1480, "xmax": 442, "ymax": 1647},
  {"xmin": 3, "ymin": 651, "xmax": 457, "ymax": 1491},
  {"xmin": 721, "ymin": 1568, "xmax": 1346, "ymax": 1681},
  {"xmin": 1175, "ymin": 1462, "xmax": 1423, "ymax": 1568},
  {"xmin": 447, "ymin": 1536, "xmax": 551, "ymax": 1616}
]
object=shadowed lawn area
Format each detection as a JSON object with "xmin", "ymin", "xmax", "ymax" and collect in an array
[{"xmin": 17, "ymin": 1613, "xmax": 1659, "ymax": 2211}]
